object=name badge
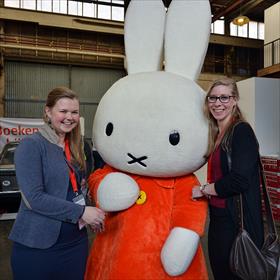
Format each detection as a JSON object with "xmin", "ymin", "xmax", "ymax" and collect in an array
[{"xmin": 73, "ymin": 194, "xmax": 86, "ymax": 206}]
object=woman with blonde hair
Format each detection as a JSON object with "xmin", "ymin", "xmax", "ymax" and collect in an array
[
  {"xmin": 193, "ymin": 77, "xmax": 264, "ymax": 279},
  {"xmin": 10, "ymin": 87, "xmax": 105, "ymax": 280}
]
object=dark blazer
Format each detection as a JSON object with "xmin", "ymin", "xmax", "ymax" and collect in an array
[
  {"xmin": 215, "ymin": 122, "xmax": 264, "ymax": 248},
  {"xmin": 9, "ymin": 125, "xmax": 84, "ymax": 249}
]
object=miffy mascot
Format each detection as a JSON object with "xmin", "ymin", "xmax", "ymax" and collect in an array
[{"xmin": 85, "ymin": 0, "xmax": 211, "ymax": 279}]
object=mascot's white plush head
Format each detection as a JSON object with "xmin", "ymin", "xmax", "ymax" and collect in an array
[{"xmin": 93, "ymin": 0, "xmax": 211, "ymax": 178}]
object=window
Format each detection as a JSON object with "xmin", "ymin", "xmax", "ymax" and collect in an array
[
  {"xmin": 4, "ymin": 0, "xmax": 20, "ymax": 8},
  {"xmin": 98, "ymin": 4, "xmax": 111, "ymax": 20},
  {"xmin": 249, "ymin": 21, "xmax": 258, "ymax": 39},
  {"xmin": 230, "ymin": 21, "xmax": 264, "ymax": 40},
  {"xmin": 230, "ymin": 24, "xmax": 237, "ymax": 36},
  {"xmin": 53, "ymin": 0, "xmax": 67, "ymax": 14},
  {"xmin": 259, "ymin": 23, "xmax": 264, "ymax": 40},
  {"xmin": 211, "ymin": 19, "xmax": 225, "ymax": 35},
  {"xmin": 210, "ymin": 16, "xmax": 265, "ymax": 40},
  {"xmin": 83, "ymin": 2, "xmax": 96, "ymax": 18},
  {"xmin": 22, "ymin": 0, "xmax": 36, "ymax": 9},
  {"xmin": 112, "ymin": 6, "xmax": 124, "ymax": 21},
  {"xmin": 68, "ymin": 0, "xmax": 82, "ymax": 16},
  {"xmin": 4, "ymin": 0, "xmax": 125, "ymax": 21},
  {"xmin": 238, "ymin": 24, "xmax": 248, "ymax": 38}
]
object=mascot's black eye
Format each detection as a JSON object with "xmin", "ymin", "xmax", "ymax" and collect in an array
[
  {"xmin": 105, "ymin": 122, "xmax": 113, "ymax": 136},
  {"xmin": 169, "ymin": 131, "xmax": 180, "ymax": 146}
]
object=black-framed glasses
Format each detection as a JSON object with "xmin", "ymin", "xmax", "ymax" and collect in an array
[{"xmin": 207, "ymin": 95, "xmax": 234, "ymax": 103}]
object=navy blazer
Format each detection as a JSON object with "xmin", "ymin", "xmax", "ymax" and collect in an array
[{"xmin": 9, "ymin": 130, "xmax": 84, "ymax": 249}]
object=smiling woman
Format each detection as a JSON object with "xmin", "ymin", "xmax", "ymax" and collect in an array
[
  {"xmin": 206, "ymin": 84, "xmax": 237, "ymax": 131},
  {"xmin": 203, "ymin": 77, "xmax": 243, "ymax": 155},
  {"xmin": 43, "ymin": 87, "xmax": 84, "ymax": 155},
  {"xmin": 9, "ymin": 86, "xmax": 106, "ymax": 280},
  {"xmin": 45, "ymin": 93, "xmax": 80, "ymax": 147},
  {"xmin": 192, "ymin": 77, "xmax": 264, "ymax": 280}
]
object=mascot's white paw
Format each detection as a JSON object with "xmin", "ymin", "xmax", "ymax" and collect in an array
[
  {"xmin": 161, "ymin": 227, "xmax": 199, "ymax": 276},
  {"xmin": 97, "ymin": 172, "xmax": 140, "ymax": 212}
]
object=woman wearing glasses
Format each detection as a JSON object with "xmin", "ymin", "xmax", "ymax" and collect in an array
[{"xmin": 192, "ymin": 77, "xmax": 264, "ymax": 280}]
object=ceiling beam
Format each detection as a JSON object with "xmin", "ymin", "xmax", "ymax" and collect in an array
[
  {"xmin": 212, "ymin": 0, "xmax": 247, "ymax": 22},
  {"xmin": 227, "ymin": 0, "xmax": 266, "ymax": 21}
]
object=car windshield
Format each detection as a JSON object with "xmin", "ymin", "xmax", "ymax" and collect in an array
[{"xmin": 0, "ymin": 147, "xmax": 16, "ymax": 165}]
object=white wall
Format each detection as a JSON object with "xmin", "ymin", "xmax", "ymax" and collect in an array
[
  {"xmin": 237, "ymin": 77, "xmax": 280, "ymax": 156},
  {"xmin": 265, "ymin": 2, "xmax": 280, "ymax": 44}
]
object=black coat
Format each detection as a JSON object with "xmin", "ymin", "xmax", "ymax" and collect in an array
[{"xmin": 215, "ymin": 122, "xmax": 264, "ymax": 248}]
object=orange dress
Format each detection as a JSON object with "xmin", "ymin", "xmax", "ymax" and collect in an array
[{"xmin": 85, "ymin": 165, "xmax": 208, "ymax": 280}]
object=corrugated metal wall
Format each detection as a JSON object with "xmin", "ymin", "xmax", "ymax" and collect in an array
[
  {"xmin": 5, "ymin": 61, "xmax": 125, "ymax": 138},
  {"xmin": 5, "ymin": 62, "xmax": 69, "ymax": 118},
  {"xmin": 70, "ymin": 66, "xmax": 125, "ymax": 138}
]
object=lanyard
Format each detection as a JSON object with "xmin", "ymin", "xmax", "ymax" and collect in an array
[{"xmin": 64, "ymin": 138, "xmax": 78, "ymax": 193}]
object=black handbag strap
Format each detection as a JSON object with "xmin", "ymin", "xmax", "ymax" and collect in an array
[
  {"xmin": 225, "ymin": 122, "xmax": 277, "ymax": 237},
  {"xmin": 234, "ymin": 157, "xmax": 277, "ymax": 236}
]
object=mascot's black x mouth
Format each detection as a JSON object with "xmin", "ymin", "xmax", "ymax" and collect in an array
[{"xmin": 127, "ymin": 153, "xmax": 147, "ymax": 167}]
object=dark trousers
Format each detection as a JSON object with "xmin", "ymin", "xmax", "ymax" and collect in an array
[{"xmin": 208, "ymin": 206, "xmax": 241, "ymax": 280}]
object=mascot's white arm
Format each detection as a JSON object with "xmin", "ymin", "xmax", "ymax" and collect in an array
[
  {"xmin": 97, "ymin": 172, "xmax": 139, "ymax": 211},
  {"xmin": 161, "ymin": 227, "xmax": 199, "ymax": 276}
]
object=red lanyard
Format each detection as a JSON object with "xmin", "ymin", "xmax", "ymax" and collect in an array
[{"xmin": 64, "ymin": 138, "xmax": 78, "ymax": 193}]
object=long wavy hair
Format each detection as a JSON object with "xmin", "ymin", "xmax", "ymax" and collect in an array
[
  {"xmin": 44, "ymin": 86, "xmax": 86, "ymax": 170},
  {"xmin": 203, "ymin": 77, "xmax": 246, "ymax": 158}
]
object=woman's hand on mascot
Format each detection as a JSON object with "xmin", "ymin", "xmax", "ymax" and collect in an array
[
  {"xmin": 90, "ymin": 221, "xmax": 105, "ymax": 233},
  {"xmin": 192, "ymin": 183, "xmax": 217, "ymax": 200},
  {"xmin": 192, "ymin": 185, "xmax": 204, "ymax": 199},
  {"xmin": 81, "ymin": 206, "xmax": 106, "ymax": 230}
]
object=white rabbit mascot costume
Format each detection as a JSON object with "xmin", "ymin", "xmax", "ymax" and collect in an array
[{"xmin": 85, "ymin": 0, "xmax": 211, "ymax": 279}]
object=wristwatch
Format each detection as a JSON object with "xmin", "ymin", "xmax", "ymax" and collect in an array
[
  {"xmin": 200, "ymin": 184, "xmax": 211, "ymax": 199},
  {"xmin": 199, "ymin": 184, "xmax": 207, "ymax": 192}
]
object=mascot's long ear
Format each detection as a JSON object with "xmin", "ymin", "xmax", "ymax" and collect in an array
[
  {"xmin": 164, "ymin": 0, "xmax": 211, "ymax": 81},
  {"xmin": 124, "ymin": 0, "xmax": 166, "ymax": 74}
]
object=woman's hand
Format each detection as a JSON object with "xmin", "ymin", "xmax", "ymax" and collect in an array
[
  {"xmin": 89, "ymin": 223, "xmax": 105, "ymax": 233},
  {"xmin": 192, "ymin": 186, "xmax": 204, "ymax": 199},
  {"xmin": 192, "ymin": 183, "xmax": 217, "ymax": 200},
  {"xmin": 202, "ymin": 183, "xmax": 217, "ymax": 196},
  {"xmin": 81, "ymin": 206, "xmax": 105, "ymax": 231}
]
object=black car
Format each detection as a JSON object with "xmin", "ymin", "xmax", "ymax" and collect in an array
[{"xmin": 0, "ymin": 141, "xmax": 21, "ymax": 219}]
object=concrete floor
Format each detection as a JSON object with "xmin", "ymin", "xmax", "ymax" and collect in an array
[{"xmin": 0, "ymin": 218, "xmax": 214, "ymax": 280}]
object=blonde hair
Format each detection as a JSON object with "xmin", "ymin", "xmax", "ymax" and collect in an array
[
  {"xmin": 44, "ymin": 86, "xmax": 86, "ymax": 170},
  {"xmin": 204, "ymin": 77, "xmax": 246, "ymax": 157}
]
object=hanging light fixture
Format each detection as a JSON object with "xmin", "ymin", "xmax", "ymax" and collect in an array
[
  {"xmin": 232, "ymin": 2, "xmax": 250, "ymax": 26},
  {"xmin": 232, "ymin": 15, "xmax": 250, "ymax": 26}
]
